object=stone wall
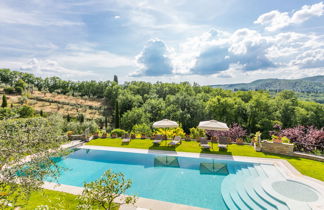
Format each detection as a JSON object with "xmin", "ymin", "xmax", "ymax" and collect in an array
[
  {"xmin": 261, "ymin": 141, "xmax": 294, "ymax": 155},
  {"xmin": 293, "ymin": 152, "xmax": 324, "ymax": 162}
]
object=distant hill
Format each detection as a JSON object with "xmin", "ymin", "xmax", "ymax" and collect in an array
[
  {"xmin": 211, "ymin": 75, "xmax": 324, "ymax": 103},
  {"xmin": 212, "ymin": 75, "xmax": 324, "ymax": 93}
]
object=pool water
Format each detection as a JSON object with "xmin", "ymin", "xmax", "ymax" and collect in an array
[{"xmin": 47, "ymin": 148, "xmax": 288, "ymax": 210}]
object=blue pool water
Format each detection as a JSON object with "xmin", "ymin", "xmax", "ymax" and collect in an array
[{"xmin": 46, "ymin": 148, "xmax": 287, "ymax": 210}]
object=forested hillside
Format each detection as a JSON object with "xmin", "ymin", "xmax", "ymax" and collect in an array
[
  {"xmin": 212, "ymin": 76, "xmax": 324, "ymax": 103},
  {"xmin": 212, "ymin": 76, "xmax": 324, "ymax": 92},
  {"xmin": 1, "ymin": 69, "xmax": 323, "ymax": 138}
]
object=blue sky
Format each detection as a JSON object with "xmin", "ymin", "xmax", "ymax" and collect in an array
[{"xmin": 0, "ymin": 0, "xmax": 323, "ymax": 84}]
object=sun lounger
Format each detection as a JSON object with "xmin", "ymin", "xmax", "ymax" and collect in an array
[
  {"xmin": 122, "ymin": 134, "xmax": 131, "ymax": 143},
  {"xmin": 200, "ymin": 139, "xmax": 211, "ymax": 150},
  {"xmin": 218, "ymin": 136, "xmax": 228, "ymax": 150},
  {"xmin": 169, "ymin": 136, "xmax": 181, "ymax": 146},
  {"xmin": 153, "ymin": 135, "xmax": 163, "ymax": 145},
  {"xmin": 122, "ymin": 137, "xmax": 131, "ymax": 143}
]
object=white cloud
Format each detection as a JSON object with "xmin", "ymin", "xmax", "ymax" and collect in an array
[
  {"xmin": 146, "ymin": 27, "xmax": 324, "ymax": 77},
  {"xmin": 254, "ymin": 2, "xmax": 324, "ymax": 31},
  {"xmin": 54, "ymin": 51, "xmax": 135, "ymax": 70},
  {"xmin": 131, "ymin": 39, "xmax": 174, "ymax": 76},
  {"xmin": 19, "ymin": 58, "xmax": 96, "ymax": 79}
]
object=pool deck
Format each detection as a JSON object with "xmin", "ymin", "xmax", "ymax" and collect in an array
[{"xmin": 42, "ymin": 142, "xmax": 324, "ymax": 210}]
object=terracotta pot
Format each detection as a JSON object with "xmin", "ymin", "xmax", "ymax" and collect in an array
[
  {"xmin": 141, "ymin": 134, "xmax": 146, "ymax": 139},
  {"xmin": 236, "ymin": 138, "xmax": 244, "ymax": 145},
  {"xmin": 273, "ymin": 139, "xmax": 282, "ymax": 143},
  {"xmin": 111, "ymin": 133, "xmax": 117, "ymax": 138}
]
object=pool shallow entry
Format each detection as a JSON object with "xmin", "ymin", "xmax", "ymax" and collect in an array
[{"xmin": 272, "ymin": 180, "xmax": 319, "ymax": 202}]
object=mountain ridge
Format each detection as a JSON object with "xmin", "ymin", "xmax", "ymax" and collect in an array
[{"xmin": 211, "ymin": 75, "xmax": 324, "ymax": 93}]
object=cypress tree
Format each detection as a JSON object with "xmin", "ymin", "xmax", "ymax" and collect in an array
[
  {"xmin": 78, "ymin": 113, "xmax": 84, "ymax": 123},
  {"xmin": 1, "ymin": 95, "xmax": 7, "ymax": 108},
  {"xmin": 113, "ymin": 75, "xmax": 118, "ymax": 84},
  {"xmin": 67, "ymin": 113, "xmax": 71, "ymax": 122},
  {"xmin": 40, "ymin": 110, "xmax": 43, "ymax": 116},
  {"xmin": 104, "ymin": 116, "xmax": 108, "ymax": 130},
  {"xmin": 114, "ymin": 101, "xmax": 120, "ymax": 128}
]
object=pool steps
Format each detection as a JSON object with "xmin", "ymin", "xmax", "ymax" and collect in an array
[{"xmin": 221, "ymin": 163, "xmax": 292, "ymax": 210}]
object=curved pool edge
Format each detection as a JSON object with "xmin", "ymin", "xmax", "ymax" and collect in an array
[{"xmin": 58, "ymin": 144, "xmax": 324, "ymax": 210}]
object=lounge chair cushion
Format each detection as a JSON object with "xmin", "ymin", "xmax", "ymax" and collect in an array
[
  {"xmin": 218, "ymin": 144, "xmax": 228, "ymax": 148},
  {"xmin": 153, "ymin": 140, "xmax": 162, "ymax": 144},
  {"xmin": 122, "ymin": 138, "xmax": 130, "ymax": 143}
]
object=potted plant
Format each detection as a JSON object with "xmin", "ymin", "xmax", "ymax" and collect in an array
[
  {"xmin": 272, "ymin": 135, "xmax": 282, "ymax": 143},
  {"xmin": 141, "ymin": 134, "xmax": 146, "ymax": 139},
  {"xmin": 93, "ymin": 132, "xmax": 99, "ymax": 139},
  {"xmin": 236, "ymin": 138, "xmax": 244, "ymax": 145},
  {"xmin": 101, "ymin": 132, "xmax": 107, "ymax": 139},
  {"xmin": 185, "ymin": 134, "xmax": 191, "ymax": 141},
  {"xmin": 111, "ymin": 133, "xmax": 117, "ymax": 138},
  {"xmin": 67, "ymin": 131, "xmax": 73, "ymax": 140},
  {"xmin": 131, "ymin": 133, "xmax": 136, "ymax": 139}
]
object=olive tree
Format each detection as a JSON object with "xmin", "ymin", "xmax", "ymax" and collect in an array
[
  {"xmin": 0, "ymin": 115, "xmax": 66, "ymax": 208},
  {"xmin": 78, "ymin": 169, "xmax": 136, "ymax": 210}
]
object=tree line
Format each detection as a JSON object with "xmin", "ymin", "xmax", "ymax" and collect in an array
[{"xmin": 1, "ymin": 69, "xmax": 323, "ymax": 137}]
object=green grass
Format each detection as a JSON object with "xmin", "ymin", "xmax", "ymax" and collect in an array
[
  {"xmin": 21, "ymin": 189, "xmax": 118, "ymax": 209},
  {"xmin": 23, "ymin": 189, "xmax": 80, "ymax": 209},
  {"xmin": 87, "ymin": 138, "xmax": 324, "ymax": 181}
]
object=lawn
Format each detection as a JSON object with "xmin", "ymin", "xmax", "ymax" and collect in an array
[
  {"xmin": 22, "ymin": 189, "xmax": 118, "ymax": 209},
  {"xmin": 87, "ymin": 138, "xmax": 324, "ymax": 181},
  {"xmin": 23, "ymin": 189, "xmax": 80, "ymax": 209}
]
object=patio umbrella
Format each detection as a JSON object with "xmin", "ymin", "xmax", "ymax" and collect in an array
[
  {"xmin": 198, "ymin": 120, "xmax": 229, "ymax": 131},
  {"xmin": 153, "ymin": 119, "xmax": 179, "ymax": 128},
  {"xmin": 198, "ymin": 120, "xmax": 229, "ymax": 149}
]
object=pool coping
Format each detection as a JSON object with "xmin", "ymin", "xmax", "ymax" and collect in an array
[{"xmin": 44, "ymin": 143, "xmax": 324, "ymax": 210}]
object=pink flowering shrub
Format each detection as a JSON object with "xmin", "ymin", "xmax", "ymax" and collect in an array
[
  {"xmin": 206, "ymin": 123, "xmax": 247, "ymax": 142},
  {"xmin": 279, "ymin": 126, "xmax": 324, "ymax": 152}
]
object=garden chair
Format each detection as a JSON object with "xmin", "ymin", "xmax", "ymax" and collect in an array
[
  {"xmin": 122, "ymin": 136, "xmax": 131, "ymax": 143},
  {"xmin": 168, "ymin": 136, "xmax": 181, "ymax": 146},
  {"xmin": 218, "ymin": 136, "xmax": 229, "ymax": 150},
  {"xmin": 200, "ymin": 139, "xmax": 211, "ymax": 150},
  {"xmin": 122, "ymin": 133, "xmax": 131, "ymax": 143},
  {"xmin": 153, "ymin": 135, "xmax": 163, "ymax": 145}
]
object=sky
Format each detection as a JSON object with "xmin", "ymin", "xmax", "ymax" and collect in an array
[{"xmin": 0, "ymin": 0, "xmax": 324, "ymax": 85}]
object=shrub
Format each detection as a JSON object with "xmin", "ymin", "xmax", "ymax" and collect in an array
[
  {"xmin": 17, "ymin": 105, "xmax": 35, "ymax": 118},
  {"xmin": 206, "ymin": 123, "xmax": 247, "ymax": 141},
  {"xmin": 15, "ymin": 86, "xmax": 24, "ymax": 95},
  {"xmin": 4, "ymin": 87, "xmax": 15, "ymax": 94},
  {"xmin": 111, "ymin": 128, "xmax": 127, "ymax": 137},
  {"xmin": 155, "ymin": 127, "xmax": 186, "ymax": 139},
  {"xmin": 65, "ymin": 120, "xmax": 98, "ymax": 135},
  {"xmin": 132, "ymin": 124, "xmax": 152, "ymax": 136},
  {"xmin": 279, "ymin": 126, "xmax": 324, "ymax": 152},
  {"xmin": 1, "ymin": 94, "xmax": 7, "ymax": 108},
  {"xmin": 78, "ymin": 170, "xmax": 136, "ymax": 209},
  {"xmin": 190, "ymin": 127, "xmax": 205, "ymax": 139}
]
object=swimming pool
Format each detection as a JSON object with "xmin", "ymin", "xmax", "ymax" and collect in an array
[{"xmin": 46, "ymin": 148, "xmax": 321, "ymax": 210}]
